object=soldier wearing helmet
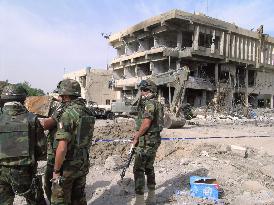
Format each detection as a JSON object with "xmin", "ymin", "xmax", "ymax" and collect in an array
[
  {"xmin": 0, "ymin": 84, "xmax": 47, "ymax": 205},
  {"xmin": 132, "ymin": 79, "xmax": 163, "ymax": 205},
  {"xmin": 43, "ymin": 79, "xmax": 95, "ymax": 205}
]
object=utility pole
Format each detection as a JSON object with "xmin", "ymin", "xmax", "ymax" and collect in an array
[{"xmin": 101, "ymin": 33, "xmax": 111, "ymax": 70}]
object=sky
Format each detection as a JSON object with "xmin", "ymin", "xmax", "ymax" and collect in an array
[{"xmin": 0, "ymin": 0, "xmax": 274, "ymax": 92}]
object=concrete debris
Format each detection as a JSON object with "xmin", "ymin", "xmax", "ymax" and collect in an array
[
  {"xmin": 14, "ymin": 108, "xmax": 274, "ymax": 205},
  {"xmin": 230, "ymin": 145, "xmax": 248, "ymax": 158},
  {"xmin": 104, "ymin": 155, "xmax": 123, "ymax": 171}
]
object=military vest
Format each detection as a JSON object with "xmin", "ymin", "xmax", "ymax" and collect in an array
[
  {"xmin": 136, "ymin": 98, "xmax": 163, "ymax": 133},
  {"xmin": 52, "ymin": 102, "xmax": 95, "ymax": 162},
  {"xmin": 0, "ymin": 112, "xmax": 36, "ymax": 166}
]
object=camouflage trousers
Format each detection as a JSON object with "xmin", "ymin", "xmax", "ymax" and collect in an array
[
  {"xmin": 133, "ymin": 133, "xmax": 160, "ymax": 195},
  {"xmin": 0, "ymin": 165, "xmax": 46, "ymax": 205},
  {"xmin": 45, "ymin": 162, "xmax": 88, "ymax": 205}
]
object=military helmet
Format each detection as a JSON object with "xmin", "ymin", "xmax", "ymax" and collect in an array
[
  {"xmin": 1, "ymin": 84, "xmax": 27, "ymax": 101},
  {"xmin": 56, "ymin": 79, "xmax": 81, "ymax": 97},
  {"xmin": 138, "ymin": 79, "xmax": 157, "ymax": 93}
]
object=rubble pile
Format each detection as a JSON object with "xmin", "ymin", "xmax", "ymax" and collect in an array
[
  {"xmin": 14, "ymin": 110, "xmax": 274, "ymax": 204},
  {"xmin": 156, "ymin": 142, "xmax": 274, "ymax": 204},
  {"xmin": 86, "ymin": 140, "xmax": 274, "ymax": 205},
  {"xmin": 91, "ymin": 118, "xmax": 135, "ymax": 165}
]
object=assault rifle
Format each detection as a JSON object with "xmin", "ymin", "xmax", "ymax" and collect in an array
[{"xmin": 120, "ymin": 144, "xmax": 135, "ymax": 180}]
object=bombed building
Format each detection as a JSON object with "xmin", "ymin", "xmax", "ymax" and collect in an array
[
  {"xmin": 63, "ymin": 67, "xmax": 116, "ymax": 105},
  {"xmin": 108, "ymin": 9, "xmax": 274, "ymax": 111}
]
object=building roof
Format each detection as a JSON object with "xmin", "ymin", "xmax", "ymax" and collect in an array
[{"xmin": 109, "ymin": 9, "xmax": 274, "ymax": 44}]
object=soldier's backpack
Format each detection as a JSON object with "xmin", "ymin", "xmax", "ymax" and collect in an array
[
  {"xmin": 0, "ymin": 112, "xmax": 38, "ymax": 165},
  {"xmin": 0, "ymin": 113, "xmax": 32, "ymax": 164},
  {"xmin": 62, "ymin": 106, "xmax": 95, "ymax": 160}
]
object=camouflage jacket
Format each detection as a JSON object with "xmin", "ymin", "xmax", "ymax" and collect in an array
[
  {"xmin": 0, "ymin": 102, "xmax": 46, "ymax": 166},
  {"xmin": 48, "ymin": 98, "xmax": 94, "ymax": 167},
  {"xmin": 135, "ymin": 96, "xmax": 163, "ymax": 133}
]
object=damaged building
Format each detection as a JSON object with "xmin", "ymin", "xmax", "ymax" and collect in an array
[
  {"xmin": 63, "ymin": 67, "xmax": 116, "ymax": 105},
  {"xmin": 108, "ymin": 9, "xmax": 274, "ymax": 111}
]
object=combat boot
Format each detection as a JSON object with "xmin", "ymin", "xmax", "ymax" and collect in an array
[
  {"xmin": 132, "ymin": 194, "xmax": 145, "ymax": 205},
  {"xmin": 146, "ymin": 189, "xmax": 156, "ymax": 205}
]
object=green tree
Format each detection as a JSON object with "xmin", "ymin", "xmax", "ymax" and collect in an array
[
  {"xmin": 18, "ymin": 81, "xmax": 45, "ymax": 96},
  {"xmin": 0, "ymin": 80, "xmax": 9, "ymax": 94}
]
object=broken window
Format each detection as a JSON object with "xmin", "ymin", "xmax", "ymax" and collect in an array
[
  {"xmin": 248, "ymin": 70, "xmax": 256, "ymax": 87},
  {"xmin": 148, "ymin": 37, "xmax": 154, "ymax": 49},
  {"xmin": 136, "ymin": 63, "xmax": 151, "ymax": 77},
  {"xmin": 117, "ymin": 46, "xmax": 125, "ymax": 56},
  {"xmin": 165, "ymin": 32, "xmax": 177, "ymax": 48},
  {"xmin": 236, "ymin": 67, "xmax": 246, "ymax": 87},
  {"xmin": 219, "ymin": 71, "xmax": 229, "ymax": 83},
  {"xmin": 182, "ymin": 31, "xmax": 193, "ymax": 48},
  {"xmin": 198, "ymin": 33, "xmax": 212, "ymax": 48}
]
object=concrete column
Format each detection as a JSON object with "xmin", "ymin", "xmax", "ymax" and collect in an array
[
  {"xmin": 153, "ymin": 36, "xmax": 159, "ymax": 48},
  {"xmin": 265, "ymin": 44, "xmax": 269, "ymax": 65},
  {"xmin": 176, "ymin": 60, "xmax": 181, "ymax": 70},
  {"xmin": 220, "ymin": 32, "xmax": 225, "ymax": 55},
  {"xmin": 249, "ymin": 40, "xmax": 252, "ymax": 61},
  {"xmin": 134, "ymin": 65, "xmax": 138, "ymax": 77},
  {"xmin": 269, "ymin": 45, "xmax": 273, "ymax": 65},
  {"xmin": 231, "ymin": 35, "xmax": 235, "ymax": 58},
  {"xmin": 236, "ymin": 36, "xmax": 240, "ymax": 59},
  {"xmin": 150, "ymin": 62, "xmax": 155, "ymax": 74},
  {"xmin": 226, "ymin": 33, "xmax": 231, "ymax": 58},
  {"xmin": 261, "ymin": 49, "xmax": 264, "ymax": 64},
  {"xmin": 270, "ymin": 95, "xmax": 274, "ymax": 108},
  {"xmin": 253, "ymin": 41, "xmax": 256, "ymax": 62},
  {"xmin": 201, "ymin": 90, "xmax": 207, "ymax": 106},
  {"xmin": 245, "ymin": 38, "xmax": 248, "ymax": 60},
  {"xmin": 193, "ymin": 25, "xmax": 200, "ymax": 50},
  {"xmin": 240, "ymin": 37, "xmax": 244, "ymax": 60},
  {"xmin": 211, "ymin": 30, "xmax": 216, "ymax": 54},
  {"xmin": 256, "ymin": 41, "xmax": 260, "ymax": 67},
  {"xmin": 177, "ymin": 31, "xmax": 182, "ymax": 49},
  {"xmin": 124, "ymin": 45, "xmax": 127, "ymax": 55}
]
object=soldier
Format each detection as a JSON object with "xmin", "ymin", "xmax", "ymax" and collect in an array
[
  {"xmin": 43, "ymin": 79, "xmax": 95, "ymax": 205},
  {"xmin": 41, "ymin": 95, "xmax": 62, "ymax": 202},
  {"xmin": 132, "ymin": 79, "xmax": 163, "ymax": 205},
  {"xmin": 0, "ymin": 84, "xmax": 47, "ymax": 205}
]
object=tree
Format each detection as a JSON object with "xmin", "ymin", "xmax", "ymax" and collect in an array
[
  {"xmin": 0, "ymin": 81, "xmax": 9, "ymax": 94},
  {"xmin": 18, "ymin": 81, "xmax": 45, "ymax": 96}
]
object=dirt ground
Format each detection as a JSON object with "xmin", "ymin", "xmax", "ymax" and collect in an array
[{"xmin": 14, "ymin": 108, "xmax": 274, "ymax": 205}]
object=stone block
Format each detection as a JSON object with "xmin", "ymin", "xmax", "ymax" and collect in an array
[{"xmin": 230, "ymin": 145, "xmax": 247, "ymax": 158}]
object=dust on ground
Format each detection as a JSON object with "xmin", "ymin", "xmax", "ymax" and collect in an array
[{"xmin": 14, "ymin": 109, "xmax": 274, "ymax": 205}]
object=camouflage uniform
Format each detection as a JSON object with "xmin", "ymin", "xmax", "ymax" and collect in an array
[
  {"xmin": 44, "ymin": 99, "xmax": 61, "ymax": 201},
  {"xmin": 45, "ymin": 79, "xmax": 94, "ymax": 205},
  {"xmin": 134, "ymin": 95, "xmax": 162, "ymax": 195},
  {"xmin": 0, "ymin": 97, "xmax": 47, "ymax": 205}
]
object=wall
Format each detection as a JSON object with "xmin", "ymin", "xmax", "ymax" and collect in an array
[
  {"xmin": 64, "ymin": 68, "xmax": 116, "ymax": 105},
  {"xmin": 85, "ymin": 69, "xmax": 116, "ymax": 105}
]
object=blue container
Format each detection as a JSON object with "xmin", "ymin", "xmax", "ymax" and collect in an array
[{"xmin": 190, "ymin": 176, "xmax": 219, "ymax": 200}]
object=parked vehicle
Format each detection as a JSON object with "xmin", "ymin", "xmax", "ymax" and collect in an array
[{"xmin": 87, "ymin": 101, "xmax": 114, "ymax": 119}]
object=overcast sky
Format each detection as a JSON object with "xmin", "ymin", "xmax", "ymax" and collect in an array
[{"xmin": 1, "ymin": 0, "xmax": 274, "ymax": 92}]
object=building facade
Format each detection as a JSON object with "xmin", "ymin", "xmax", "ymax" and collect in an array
[
  {"xmin": 63, "ymin": 68, "xmax": 116, "ymax": 105},
  {"xmin": 108, "ymin": 9, "xmax": 274, "ymax": 110}
]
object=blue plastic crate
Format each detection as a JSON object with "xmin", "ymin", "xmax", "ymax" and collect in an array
[{"xmin": 190, "ymin": 176, "xmax": 219, "ymax": 201}]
